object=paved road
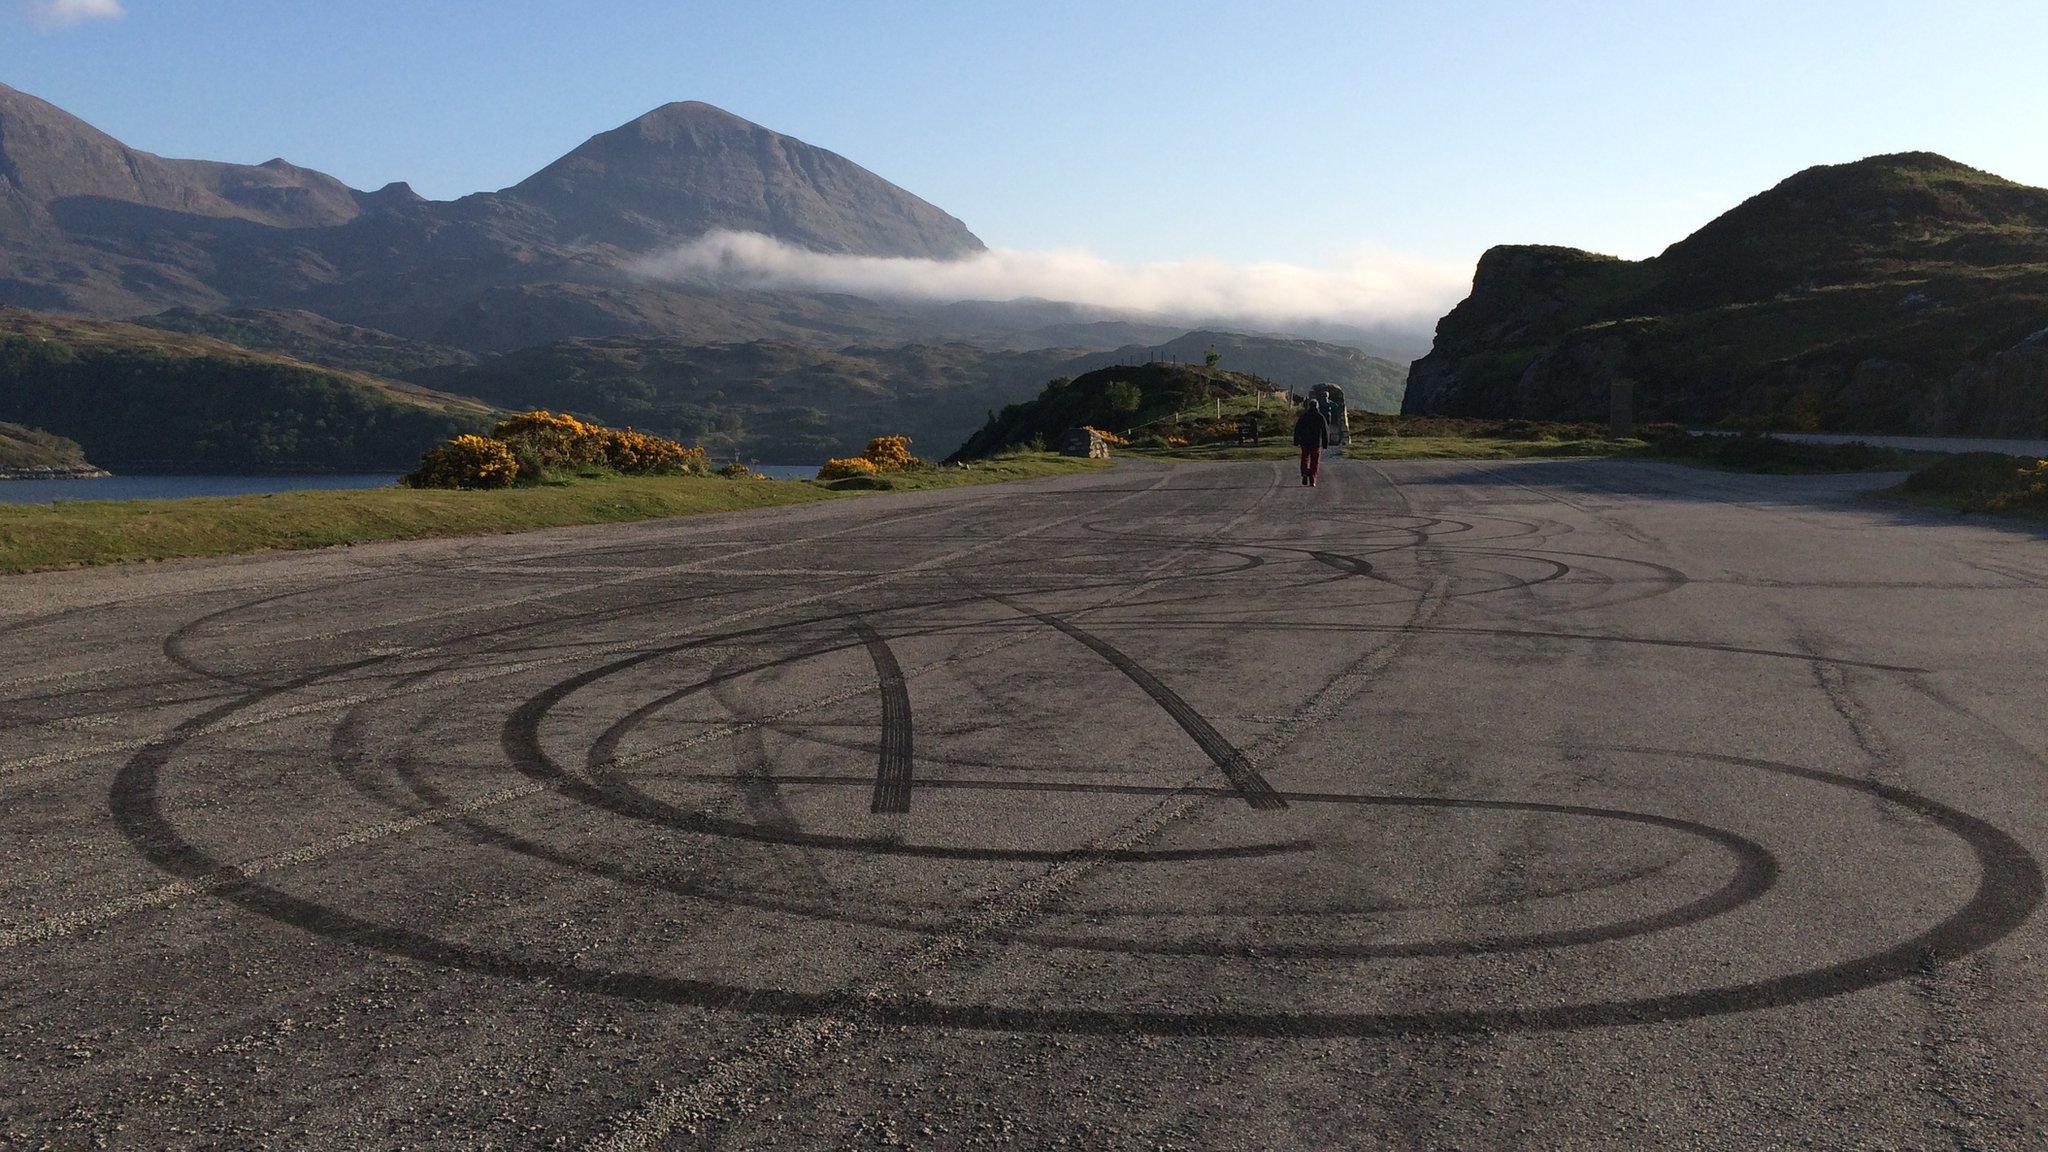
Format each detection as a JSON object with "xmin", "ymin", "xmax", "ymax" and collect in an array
[{"xmin": 3, "ymin": 456, "xmax": 2047, "ymax": 1150}]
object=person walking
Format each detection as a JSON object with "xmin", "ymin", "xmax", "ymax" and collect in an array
[{"xmin": 1293, "ymin": 397, "xmax": 1328, "ymax": 487}]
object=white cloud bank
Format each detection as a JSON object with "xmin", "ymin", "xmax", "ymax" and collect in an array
[
  {"xmin": 634, "ymin": 230, "xmax": 1469, "ymax": 333},
  {"xmin": 30, "ymin": 0, "xmax": 124, "ymax": 25}
]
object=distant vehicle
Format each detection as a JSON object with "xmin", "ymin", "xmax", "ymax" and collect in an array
[{"xmin": 1309, "ymin": 384, "xmax": 1348, "ymax": 446}]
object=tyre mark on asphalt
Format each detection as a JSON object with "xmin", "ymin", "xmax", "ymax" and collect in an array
[
  {"xmin": 851, "ymin": 617, "xmax": 915, "ymax": 815},
  {"xmin": 6, "ymin": 475, "xmax": 1182, "ymax": 792},
  {"xmin": 983, "ymin": 592, "xmax": 1286, "ymax": 810},
  {"xmin": 13, "ymin": 475, "xmax": 1184, "ymax": 941},
  {"xmin": 0, "ymin": 498, "xmax": 999, "ymax": 698}
]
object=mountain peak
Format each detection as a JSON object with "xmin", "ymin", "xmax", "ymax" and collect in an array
[{"xmin": 503, "ymin": 101, "xmax": 984, "ymax": 259}]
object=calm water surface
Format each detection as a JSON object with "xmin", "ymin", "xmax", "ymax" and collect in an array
[{"xmin": 0, "ymin": 474, "xmax": 401, "ymax": 506}]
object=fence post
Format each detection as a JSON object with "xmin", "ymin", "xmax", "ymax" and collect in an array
[{"xmin": 1609, "ymin": 379, "xmax": 1635, "ymax": 440}]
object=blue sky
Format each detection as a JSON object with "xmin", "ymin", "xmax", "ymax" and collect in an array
[{"xmin": 7, "ymin": 0, "xmax": 2047, "ymax": 274}]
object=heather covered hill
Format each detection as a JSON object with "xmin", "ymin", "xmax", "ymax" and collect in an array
[
  {"xmin": 0, "ymin": 309, "xmax": 492, "ymax": 470},
  {"xmin": 1404, "ymin": 153, "xmax": 2048, "ymax": 436},
  {"xmin": 0, "ymin": 421, "xmax": 94, "ymax": 472}
]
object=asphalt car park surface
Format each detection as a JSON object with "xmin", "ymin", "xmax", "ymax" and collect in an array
[{"xmin": 2, "ymin": 454, "xmax": 2045, "ymax": 1149}]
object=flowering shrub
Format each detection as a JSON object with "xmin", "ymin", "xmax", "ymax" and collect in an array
[
  {"xmin": 592, "ymin": 427, "xmax": 709, "ymax": 475},
  {"xmin": 405, "ymin": 410, "xmax": 708, "ymax": 488},
  {"xmin": 1083, "ymin": 426, "xmax": 1130, "ymax": 446},
  {"xmin": 1903, "ymin": 452, "xmax": 2048, "ymax": 514},
  {"xmin": 716, "ymin": 461, "xmax": 756, "ymax": 479},
  {"xmin": 491, "ymin": 410, "xmax": 597, "ymax": 470},
  {"xmin": 817, "ymin": 456, "xmax": 880, "ymax": 480},
  {"xmin": 402, "ymin": 434, "xmax": 518, "ymax": 489},
  {"xmin": 862, "ymin": 435, "xmax": 918, "ymax": 471},
  {"xmin": 1991, "ymin": 458, "xmax": 2048, "ymax": 513}
]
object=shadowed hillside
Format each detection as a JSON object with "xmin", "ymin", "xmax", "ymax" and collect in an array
[
  {"xmin": 0, "ymin": 309, "xmax": 492, "ymax": 470},
  {"xmin": 1405, "ymin": 153, "xmax": 2048, "ymax": 436}
]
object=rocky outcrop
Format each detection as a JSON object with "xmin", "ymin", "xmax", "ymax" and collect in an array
[{"xmin": 1401, "ymin": 154, "xmax": 2048, "ymax": 436}]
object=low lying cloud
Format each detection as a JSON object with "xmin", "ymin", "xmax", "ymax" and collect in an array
[
  {"xmin": 634, "ymin": 230, "xmax": 1468, "ymax": 332},
  {"xmin": 30, "ymin": 0, "xmax": 124, "ymax": 25}
]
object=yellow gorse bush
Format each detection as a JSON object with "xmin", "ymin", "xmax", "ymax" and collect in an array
[
  {"xmin": 1990, "ymin": 458, "xmax": 2048, "ymax": 512},
  {"xmin": 815, "ymin": 435, "xmax": 922, "ymax": 481},
  {"xmin": 817, "ymin": 456, "xmax": 880, "ymax": 480},
  {"xmin": 402, "ymin": 434, "xmax": 519, "ymax": 489},
  {"xmin": 405, "ymin": 410, "xmax": 708, "ymax": 488},
  {"xmin": 1083, "ymin": 426, "xmax": 1129, "ymax": 446},
  {"xmin": 862, "ymin": 435, "xmax": 917, "ymax": 471}
]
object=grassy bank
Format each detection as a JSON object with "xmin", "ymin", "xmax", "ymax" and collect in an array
[
  {"xmin": 0, "ymin": 453, "xmax": 1107, "ymax": 574},
  {"xmin": 1883, "ymin": 452, "xmax": 2048, "ymax": 521}
]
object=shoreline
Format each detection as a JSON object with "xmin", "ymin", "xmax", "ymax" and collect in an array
[{"xmin": 0, "ymin": 464, "xmax": 113, "ymax": 481}]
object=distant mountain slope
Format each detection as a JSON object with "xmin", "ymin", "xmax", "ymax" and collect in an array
[
  {"xmin": 415, "ymin": 329, "xmax": 1396, "ymax": 461},
  {"xmin": 0, "ymin": 81, "xmax": 365, "ymax": 235},
  {"xmin": 0, "ymin": 83, "xmax": 986, "ymax": 327},
  {"xmin": 137, "ymin": 307, "xmax": 477, "ymax": 377},
  {"xmin": 0, "ymin": 308, "xmax": 492, "ymax": 470},
  {"xmin": 1404, "ymin": 153, "xmax": 2048, "ymax": 436},
  {"xmin": 503, "ymin": 101, "xmax": 982, "ymax": 258}
]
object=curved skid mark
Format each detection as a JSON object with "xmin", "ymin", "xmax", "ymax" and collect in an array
[
  {"xmin": 852, "ymin": 617, "xmax": 915, "ymax": 815},
  {"xmin": 983, "ymin": 593, "xmax": 1285, "ymax": 810}
]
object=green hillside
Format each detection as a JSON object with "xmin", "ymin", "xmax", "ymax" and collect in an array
[
  {"xmin": 137, "ymin": 307, "xmax": 477, "ymax": 379},
  {"xmin": 0, "ymin": 421, "xmax": 94, "ymax": 471},
  {"xmin": 950, "ymin": 362, "xmax": 1283, "ymax": 460},
  {"xmin": 0, "ymin": 308, "xmax": 494, "ymax": 471},
  {"xmin": 1405, "ymin": 153, "xmax": 2048, "ymax": 436}
]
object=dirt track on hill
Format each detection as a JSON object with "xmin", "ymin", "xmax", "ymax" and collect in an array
[{"xmin": 3, "ymin": 456, "xmax": 2046, "ymax": 1150}]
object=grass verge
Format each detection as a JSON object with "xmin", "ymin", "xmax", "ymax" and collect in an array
[
  {"xmin": 0, "ymin": 453, "xmax": 1107, "ymax": 574},
  {"xmin": 1880, "ymin": 452, "xmax": 2048, "ymax": 521}
]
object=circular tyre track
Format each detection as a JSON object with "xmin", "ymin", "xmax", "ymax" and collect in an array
[
  {"xmin": 93, "ymin": 493, "xmax": 2040, "ymax": 1041},
  {"xmin": 111, "ymin": 608, "xmax": 2042, "ymax": 1038}
]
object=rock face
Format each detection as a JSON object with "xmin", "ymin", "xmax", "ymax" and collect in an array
[
  {"xmin": 1403, "ymin": 153, "xmax": 2048, "ymax": 436},
  {"xmin": 0, "ymin": 83, "xmax": 985, "ymax": 327}
]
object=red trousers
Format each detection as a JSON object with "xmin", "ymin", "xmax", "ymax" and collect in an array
[{"xmin": 1299, "ymin": 444, "xmax": 1321, "ymax": 484}]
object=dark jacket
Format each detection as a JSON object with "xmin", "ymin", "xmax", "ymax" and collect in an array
[{"xmin": 1292, "ymin": 406, "xmax": 1328, "ymax": 448}]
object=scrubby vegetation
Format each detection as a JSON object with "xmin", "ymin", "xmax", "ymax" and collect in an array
[
  {"xmin": 403, "ymin": 410, "xmax": 708, "ymax": 489},
  {"xmin": 818, "ymin": 435, "xmax": 929, "ymax": 484},
  {"xmin": 1898, "ymin": 452, "xmax": 2048, "ymax": 516},
  {"xmin": 951, "ymin": 363, "xmax": 1286, "ymax": 460},
  {"xmin": 1643, "ymin": 429, "xmax": 1920, "ymax": 472},
  {"xmin": 0, "ymin": 308, "xmax": 492, "ymax": 470},
  {"xmin": 0, "ymin": 421, "xmax": 95, "ymax": 471}
]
